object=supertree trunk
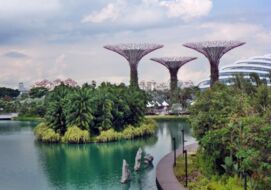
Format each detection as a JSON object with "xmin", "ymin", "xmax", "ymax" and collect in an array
[
  {"xmin": 104, "ymin": 43, "xmax": 163, "ymax": 87},
  {"xmin": 150, "ymin": 57, "xmax": 197, "ymax": 104},
  {"xmin": 169, "ymin": 69, "xmax": 178, "ymax": 103},
  {"xmin": 130, "ymin": 63, "xmax": 139, "ymax": 88},
  {"xmin": 210, "ymin": 61, "xmax": 219, "ymax": 87},
  {"xmin": 183, "ymin": 41, "xmax": 245, "ymax": 88}
]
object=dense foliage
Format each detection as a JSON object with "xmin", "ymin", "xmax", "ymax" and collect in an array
[
  {"xmin": 190, "ymin": 82, "xmax": 271, "ymax": 189},
  {"xmin": 0, "ymin": 87, "xmax": 20, "ymax": 98},
  {"xmin": 29, "ymin": 87, "xmax": 49, "ymax": 98},
  {"xmin": 174, "ymin": 154, "xmax": 248, "ymax": 190},
  {"xmin": 34, "ymin": 82, "xmax": 156, "ymax": 143}
]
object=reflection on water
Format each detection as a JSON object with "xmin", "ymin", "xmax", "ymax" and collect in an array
[
  {"xmin": 0, "ymin": 120, "xmax": 194, "ymax": 190},
  {"xmin": 36, "ymin": 137, "xmax": 157, "ymax": 190}
]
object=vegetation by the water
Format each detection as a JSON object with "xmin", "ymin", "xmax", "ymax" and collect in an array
[
  {"xmin": 146, "ymin": 115, "xmax": 189, "ymax": 122},
  {"xmin": 96, "ymin": 119, "xmax": 157, "ymax": 142},
  {"xmin": 174, "ymin": 153, "xmax": 249, "ymax": 190},
  {"xmin": 34, "ymin": 119, "xmax": 156, "ymax": 143},
  {"xmin": 189, "ymin": 76, "xmax": 271, "ymax": 189},
  {"xmin": 34, "ymin": 123, "xmax": 60, "ymax": 143},
  {"xmin": 34, "ymin": 82, "xmax": 157, "ymax": 143},
  {"xmin": 14, "ymin": 116, "xmax": 44, "ymax": 122}
]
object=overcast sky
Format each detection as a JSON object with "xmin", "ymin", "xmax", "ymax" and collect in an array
[{"xmin": 0, "ymin": 0, "xmax": 270, "ymax": 88}]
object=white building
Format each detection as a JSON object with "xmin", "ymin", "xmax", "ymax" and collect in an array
[{"xmin": 18, "ymin": 82, "xmax": 28, "ymax": 94}]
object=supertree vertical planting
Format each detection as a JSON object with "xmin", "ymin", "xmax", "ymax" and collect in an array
[
  {"xmin": 104, "ymin": 43, "xmax": 163, "ymax": 88},
  {"xmin": 183, "ymin": 41, "xmax": 245, "ymax": 87},
  {"xmin": 151, "ymin": 57, "xmax": 197, "ymax": 103}
]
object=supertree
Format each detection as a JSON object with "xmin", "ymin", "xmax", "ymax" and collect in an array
[
  {"xmin": 151, "ymin": 57, "xmax": 197, "ymax": 103},
  {"xmin": 183, "ymin": 41, "xmax": 245, "ymax": 87},
  {"xmin": 104, "ymin": 43, "xmax": 163, "ymax": 87}
]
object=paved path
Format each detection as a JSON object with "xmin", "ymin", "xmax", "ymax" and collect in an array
[{"xmin": 156, "ymin": 143, "xmax": 198, "ymax": 190}]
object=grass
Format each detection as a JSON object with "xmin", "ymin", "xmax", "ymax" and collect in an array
[
  {"xmin": 174, "ymin": 154, "xmax": 250, "ymax": 190},
  {"xmin": 146, "ymin": 115, "xmax": 189, "ymax": 122},
  {"xmin": 14, "ymin": 115, "xmax": 44, "ymax": 122},
  {"xmin": 174, "ymin": 153, "xmax": 200, "ymax": 185}
]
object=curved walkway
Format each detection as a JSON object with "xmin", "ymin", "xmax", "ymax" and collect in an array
[{"xmin": 156, "ymin": 143, "xmax": 198, "ymax": 190}]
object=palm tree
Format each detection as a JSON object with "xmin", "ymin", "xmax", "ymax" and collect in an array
[
  {"xmin": 66, "ymin": 87, "xmax": 93, "ymax": 130},
  {"xmin": 46, "ymin": 84, "xmax": 71, "ymax": 135}
]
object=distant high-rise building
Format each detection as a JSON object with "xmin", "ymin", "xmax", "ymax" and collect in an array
[
  {"xmin": 139, "ymin": 80, "xmax": 193, "ymax": 91},
  {"xmin": 18, "ymin": 82, "xmax": 28, "ymax": 94}
]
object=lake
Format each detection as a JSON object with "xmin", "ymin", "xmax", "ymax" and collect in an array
[{"xmin": 0, "ymin": 120, "xmax": 195, "ymax": 190}]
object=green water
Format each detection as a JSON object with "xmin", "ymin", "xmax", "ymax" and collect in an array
[{"xmin": 0, "ymin": 120, "xmax": 195, "ymax": 190}]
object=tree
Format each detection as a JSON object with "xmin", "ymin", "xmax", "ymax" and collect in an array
[
  {"xmin": 29, "ymin": 87, "xmax": 48, "ymax": 98},
  {"xmin": 66, "ymin": 88, "xmax": 93, "ymax": 130},
  {"xmin": 45, "ymin": 84, "xmax": 71, "ymax": 135},
  {"xmin": 0, "ymin": 87, "xmax": 20, "ymax": 98},
  {"xmin": 190, "ymin": 83, "xmax": 271, "ymax": 188},
  {"xmin": 253, "ymin": 84, "xmax": 271, "ymax": 115},
  {"xmin": 94, "ymin": 98, "xmax": 113, "ymax": 130},
  {"xmin": 44, "ymin": 82, "xmax": 148, "ymax": 135},
  {"xmin": 178, "ymin": 87, "xmax": 199, "ymax": 110}
]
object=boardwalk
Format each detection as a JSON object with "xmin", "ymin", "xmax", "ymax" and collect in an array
[{"xmin": 156, "ymin": 143, "xmax": 198, "ymax": 190}]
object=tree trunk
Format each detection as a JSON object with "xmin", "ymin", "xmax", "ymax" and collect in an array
[
  {"xmin": 130, "ymin": 63, "xmax": 139, "ymax": 88},
  {"xmin": 210, "ymin": 61, "xmax": 219, "ymax": 87},
  {"xmin": 169, "ymin": 69, "xmax": 178, "ymax": 104}
]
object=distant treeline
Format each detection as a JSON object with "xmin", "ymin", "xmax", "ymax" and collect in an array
[{"xmin": 0, "ymin": 87, "xmax": 20, "ymax": 98}]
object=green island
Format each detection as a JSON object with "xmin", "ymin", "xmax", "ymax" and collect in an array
[
  {"xmin": 33, "ymin": 82, "xmax": 157, "ymax": 143},
  {"xmin": 174, "ymin": 80, "xmax": 271, "ymax": 189}
]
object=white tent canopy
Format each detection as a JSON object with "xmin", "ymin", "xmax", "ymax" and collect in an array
[
  {"xmin": 147, "ymin": 102, "xmax": 154, "ymax": 108},
  {"xmin": 162, "ymin": 101, "xmax": 169, "ymax": 107}
]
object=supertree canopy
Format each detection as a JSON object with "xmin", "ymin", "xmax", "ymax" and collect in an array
[
  {"xmin": 151, "ymin": 57, "xmax": 197, "ymax": 103},
  {"xmin": 104, "ymin": 43, "xmax": 163, "ymax": 87},
  {"xmin": 183, "ymin": 41, "xmax": 245, "ymax": 87}
]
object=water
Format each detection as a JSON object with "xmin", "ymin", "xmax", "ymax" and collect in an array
[{"xmin": 0, "ymin": 120, "xmax": 195, "ymax": 190}]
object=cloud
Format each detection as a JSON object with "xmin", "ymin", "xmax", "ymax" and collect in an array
[
  {"xmin": 0, "ymin": 0, "xmax": 270, "ymax": 88},
  {"xmin": 0, "ymin": 0, "xmax": 61, "ymax": 17},
  {"xmin": 199, "ymin": 22, "xmax": 271, "ymax": 42},
  {"xmin": 160, "ymin": 0, "xmax": 212, "ymax": 21},
  {"xmin": 81, "ymin": 0, "xmax": 213, "ymax": 25},
  {"xmin": 81, "ymin": 0, "xmax": 163, "ymax": 25},
  {"xmin": 3, "ymin": 51, "xmax": 29, "ymax": 59},
  {"xmin": 81, "ymin": 3, "xmax": 121, "ymax": 23}
]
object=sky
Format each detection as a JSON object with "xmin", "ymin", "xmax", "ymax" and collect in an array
[{"xmin": 0, "ymin": 0, "xmax": 270, "ymax": 88}]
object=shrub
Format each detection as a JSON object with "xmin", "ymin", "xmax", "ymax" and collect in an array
[
  {"xmin": 34, "ymin": 122, "xmax": 60, "ymax": 143},
  {"xmin": 96, "ymin": 129, "xmax": 123, "ymax": 143},
  {"xmin": 62, "ymin": 126, "xmax": 90, "ymax": 143},
  {"xmin": 96, "ymin": 119, "xmax": 157, "ymax": 142},
  {"xmin": 41, "ymin": 128, "xmax": 61, "ymax": 143}
]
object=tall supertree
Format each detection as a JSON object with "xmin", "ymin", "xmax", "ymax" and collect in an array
[
  {"xmin": 183, "ymin": 41, "xmax": 245, "ymax": 87},
  {"xmin": 151, "ymin": 57, "xmax": 197, "ymax": 103},
  {"xmin": 104, "ymin": 43, "xmax": 163, "ymax": 87}
]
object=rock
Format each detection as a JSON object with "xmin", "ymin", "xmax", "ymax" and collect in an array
[
  {"xmin": 120, "ymin": 160, "xmax": 131, "ymax": 183},
  {"xmin": 134, "ymin": 148, "xmax": 142, "ymax": 171},
  {"xmin": 144, "ymin": 154, "xmax": 154, "ymax": 164}
]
